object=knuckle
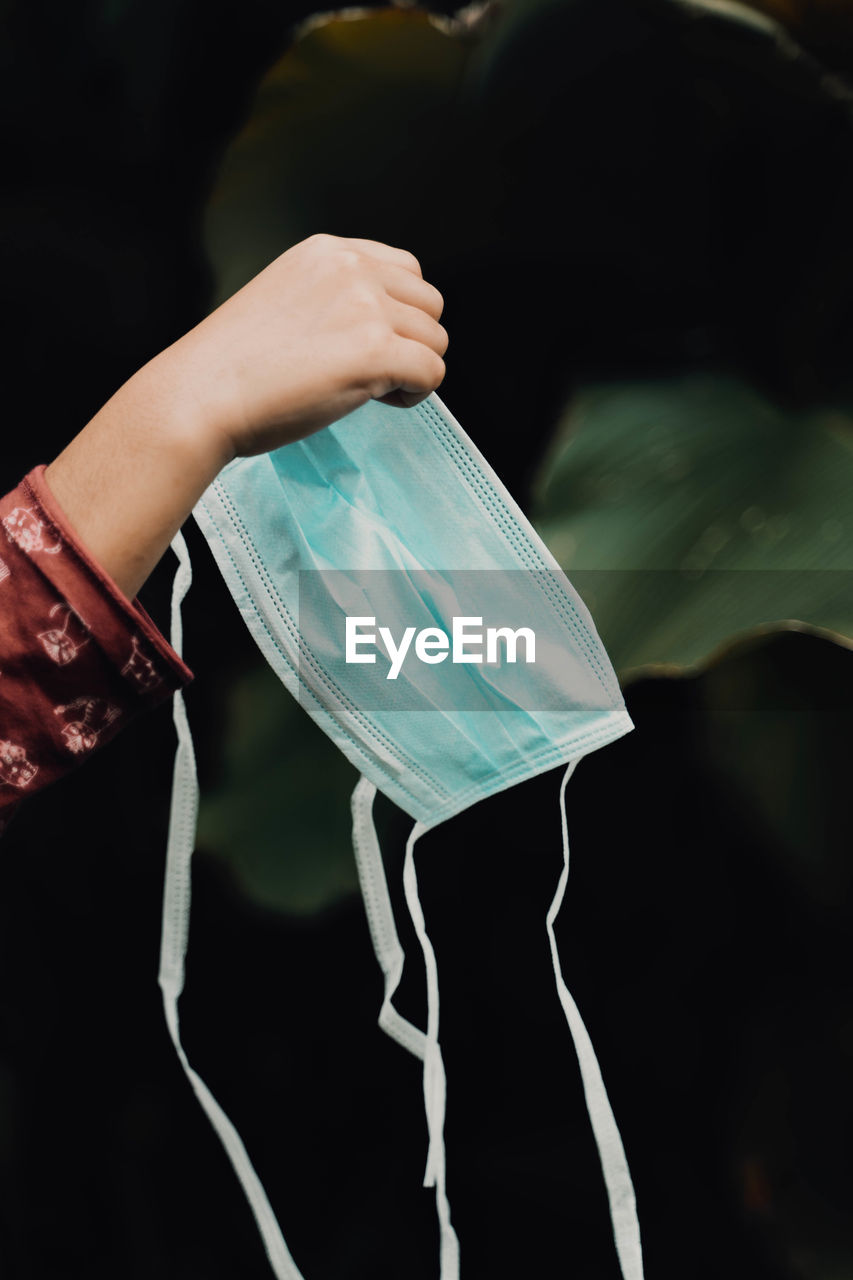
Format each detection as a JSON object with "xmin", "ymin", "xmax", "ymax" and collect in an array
[
  {"xmin": 401, "ymin": 249, "xmax": 422, "ymax": 276},
  {"xmin": 337, "ymin": 247, "xmax": 366, "ymax": 278},
  {"xmin": 362, "ymin": 318, "xmax": 393, "ymax": 359},
  {"xmin": 355, "ymin": 281, "xmax": 384, "ymax": 315}
]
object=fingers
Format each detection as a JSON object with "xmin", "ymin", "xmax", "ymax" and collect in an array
[
  {"xmin": 378, "ymin": 388, "xmax": 433, "ymax": 409},
  {"xmin": 332, "ymin": 235, "xmax": 425, "ymax": 278},
  {"xmin": 378, "ymin": 262, "xmax": 444, "ymax": 320},
  {"xmin": 302, "ymin": 232, "xmax": 443, "ymax": 321},
  {"xmin": 339, "ymin": 240, "xmax": 444, "ymax": 323},
  {"xmin": 306, "ymin": 232, "xmax": 442, "ymax": 315},
  {"xmin": 387, "ymin": 297, "xmax": 449, "ymax": 358},
  {"xmin": 301, "ymin": 233, "xmax": 447, "ymax": 409},
  {"xmin": 380, "ymin": 271, "xmax": 447, "ymax": 408},
  {"xmin": 385, "ymin": 334, "xmax": 446, "ymax": 399}
]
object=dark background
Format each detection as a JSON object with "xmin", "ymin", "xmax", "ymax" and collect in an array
[{"xmin": 1, "ymin": 1, "xmax": 852, "ymax": 1276}]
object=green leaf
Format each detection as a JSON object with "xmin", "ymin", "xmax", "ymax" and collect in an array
[
  {"xmin": 531, "ymin": 373, "xmax": 853, "ymax": 674},
  {"xmin": 203, "ymin": 7, "xmax": 473, "ymax": 302},
  {"xmin": 196, "ymin": 659, "xmax": 361, "ymax": 914}
]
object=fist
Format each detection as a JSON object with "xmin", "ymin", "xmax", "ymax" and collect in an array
[{"xmin": 161, "ymin": 233, "xmax": 449, "ymax": 460}]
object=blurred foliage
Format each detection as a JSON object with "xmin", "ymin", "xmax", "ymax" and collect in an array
[
  {"xmin": 531, "ymin": 374, "xmax": 853, "ymax": 671},
  {"xmin": 733, "ymin": 0, "xmax": 853, "ymax": 80},
  {"xmin": 204, "ymin": 6, "xmax": 474, "ymax": 300},
  {"xmin": 196, "ymin": 658, "xmax": 362, "ymax": 911}
]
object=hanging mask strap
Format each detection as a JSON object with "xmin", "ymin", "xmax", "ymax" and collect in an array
[
  {"xmin": 548, "ymin": 760, "xmax": 645, "ymax": 1280},
  {"xmin": 350, "ymin": 779, "xmax": 459, "ymax": 1279},
  {"xmin": 350, "ymin": 778, "xmax": 427, "ymax": 1060},
  {"xmin": 161, "ymin": 531, "xmax": 306, "ymax": 1280},
  {"xmin": 402, "ymin": 820, "xmax": 461, "ymax": 1280}
]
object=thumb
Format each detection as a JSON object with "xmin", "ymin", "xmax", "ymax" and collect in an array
[{"xmin": 377, "ymin": 389, "xmax": 430, "ymax": 410}]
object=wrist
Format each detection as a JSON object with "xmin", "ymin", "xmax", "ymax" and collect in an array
[
  {"xmin": 45, "ymin": 353, "xmax": 235, "ymax": 599},
  {"xmin": 131, "ymin": 346, "xmax": 237, "ymax": 478}
]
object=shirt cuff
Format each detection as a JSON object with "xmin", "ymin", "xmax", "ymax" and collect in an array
[
  {"xmin": 0, "ymin": 466, "xmax": 193, "ymax": 832},
  {"xmin": 21, "ymin": 465, "xmax": 193, "ymax": 693}
]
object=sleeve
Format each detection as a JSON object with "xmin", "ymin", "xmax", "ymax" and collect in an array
[{"xmin": 0, "ymin": 466, "xmax": 193, "ymax": 834}]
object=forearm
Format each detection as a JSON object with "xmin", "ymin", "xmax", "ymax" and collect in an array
[{"xmin": 44, "ymin": 350, "xmax": 233, "ymax": 600}]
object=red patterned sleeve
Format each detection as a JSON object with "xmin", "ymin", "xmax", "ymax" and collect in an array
[{"xmin": 0, "ymin": 465, "xmax": 193, "ymax": 834}]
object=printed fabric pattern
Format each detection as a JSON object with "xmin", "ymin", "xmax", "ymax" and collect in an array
[{"xmin": 0, "ymin": 466, "xmax": 193, "ymax": 833}]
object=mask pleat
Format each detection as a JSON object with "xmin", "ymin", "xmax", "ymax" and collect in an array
[
  {"xmin": 548, "ymin": 761, "xmax": 645, "ymax": 1280},
  {"xmin": 161, "ymin": 533, "xmax": 306, "ymax": 1280},
  {"xmin": 402, "ymin": 820, "xmax": 461, "ymax": 1280}
]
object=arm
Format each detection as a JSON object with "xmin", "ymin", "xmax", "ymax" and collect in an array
[
  {"xmin": 45, "ymin": 233, "xmax": 448, "ymax": 598},
  {"xmin": 0, "ymin": 234, "xmax": 446, "ymax": 828}
]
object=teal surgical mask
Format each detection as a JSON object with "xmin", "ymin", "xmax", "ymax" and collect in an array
[{"xmin": 161, "ymin": 393, "xmax": 643, "ymax": 1280}]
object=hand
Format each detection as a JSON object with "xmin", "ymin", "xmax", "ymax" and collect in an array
[
  {"xmin": 160, "ymin": 233, "xmax": 449, "ymax": 461},
  {"xmin": 45, "ymin": 234, "xmax": 448, "ymax": 599}
]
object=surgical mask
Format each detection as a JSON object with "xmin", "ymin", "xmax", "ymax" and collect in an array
[{"xmin": 161, "ymin": 392, "xmax": 643, "ymax": 1280}]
